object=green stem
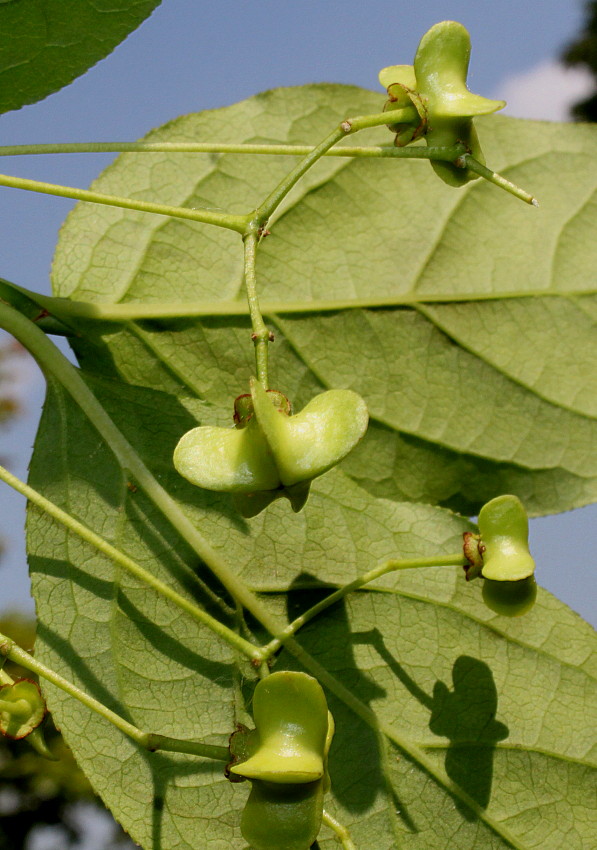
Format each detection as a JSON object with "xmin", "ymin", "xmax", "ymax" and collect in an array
[
  {"xmin": 261, "ymin": 554, "xmax": 465, "ymax": 659},
  {"xmin": 321, "ymin": 810, "xmax": 356, "ymax": 850},
  {"xmin": 253, "ymin": 108, "xmax": 417, "ymax": 226},
  {"xmin": 254, "ymin": 125, "xmax": 350, "ymax": 225},
  {"xmin": 0, "ymin": 302, "xmax": 286, "ymax": 643},
  {"xmin": 0, "ymin": 140, "xmax": 444, "ymax": 158},
  {"xmin": 0, "ymin": 667, "xmax": 15, "ymax": 686},
  {"xmin": 0, "ymin": 172, "xmax": 249, "ymax": 233},
  {"xmin": 243, "ymin": 106, "xmax": 421, "ymax": 376},
  {"xmin": 343, "ymin": 106, "xmax": 417, "ymax": 132},
  {"xmin": 0, "ymin": 463, "xmax": 262, "ymax": 663},
  {"xmin": 0, "ymin": 633, "xmax": 229, "ymax": 761},
  {"xmin": 253, "ymin": 107, "xmax": 419, "ymax": 226},
  {"xmin": 458, "ymin": 155, "xmax": 538, "ymax": 205},
  {"xmin": 243, "ymin": 231, "xmax": 270, "ymax": 386}
]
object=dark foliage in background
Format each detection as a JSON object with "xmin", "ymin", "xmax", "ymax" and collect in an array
[
  {"xmin": 562, "ymin": 0, "xmax": 597, "ymax": 120},
  {"xmin": 0, "ymin": 618, "xmax": 135, "ymax": 849}
]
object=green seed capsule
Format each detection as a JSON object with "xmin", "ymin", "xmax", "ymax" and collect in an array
[
  {"xmin": 173, "ymin": 379, "xmax": 368, "ymax": 516},
  {"xmin": 477, "ymin": 494, "xmax": 537, "ymax": 616},
  {"xmin": 482, "ymin": 576, "xmax": 537, "ymax": 618},
  {"xmin": 478, "ymin": 494, "xmax": 535, "ymax": 582},
  {"xmin": 230, "ymin": 672, "xmax": 334, "ymax": 850},
  {"xmin": 378, "ymin": 21, "xmax": 505, "ymax": 185}
]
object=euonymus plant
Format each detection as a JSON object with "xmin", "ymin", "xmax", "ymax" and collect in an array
[{"xmin": 0, "ymin": 7, "xmax": 596, "ymax": 850}]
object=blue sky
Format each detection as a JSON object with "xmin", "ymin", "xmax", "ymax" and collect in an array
[{"xmin": 0, "ymin": 0, "xmax": 595, "ymax": 626}]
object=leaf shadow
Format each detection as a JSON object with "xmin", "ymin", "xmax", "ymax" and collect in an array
[
  {"xmin": 354, "ymin": 628, "xmax": 508, "ymax": 819},
  {"xmin": 36, "ymin": 620, "xmax": 135, "ymax": 723},
  {"xmin": 115, "ymin": 590, "xmax": 233, "ymax": 685},
  {"xmin": 148, "ymin": 752, "xmax": 225, "ymax": 850},
  {"xmin": 122, "ymin": 486, "xmax": 240, "ymax": 619},
  {"xmin": 284, "ymin": 573, "xmax": 418, "ymax": 827},
  {"xmin": 30, "ymin": 554, "xmax": 233, "ymax": 686},
  {"xmin": 30, "ymin": 554, "xmax": 116, "ymax": 603}
]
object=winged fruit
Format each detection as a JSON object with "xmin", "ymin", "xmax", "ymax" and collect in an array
[
  {"xmin": 477, "ymin": 495, "xmax": 537, "ymax": 617},
  {"xmin": 228, "ymin": 672, "xmax": 334, "ymax": 850},
  {"xmin": 173, "ymin": 378, "xmax": 368, "ymax": 517},
  {"xmin": 379, "ymin": 21, "xmax": 505, "ymax": 185}
]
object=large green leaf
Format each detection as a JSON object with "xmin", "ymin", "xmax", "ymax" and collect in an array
[
  {"xmin": 25, "ymin": 84, "xmax": 596, "ymax": 848},
  {"xmin": 0, "ymin": 0, "xmax": 162, "ymax": 113},
  {"xmin": 27, "ymin": 373, "xmax": 597, "ymax": 850},
  {"xmin": 50, "ymin": 84, "xmax": 597, "ymax": 516}
]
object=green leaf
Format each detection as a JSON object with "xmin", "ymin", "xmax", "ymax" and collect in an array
[
  {"xmin": 0, "ymin": 0, "xmax": 162, "ymax": 114},
  {"xmin": 51, "ymin": 84, "xmax": 597, "ymax": 516},
  {"xmin": 26, "ymin": 373, "xmax": 596, "ymax": 848},
  {"xmin": 24, "ymin": 84, "xmax": 597, "ymax": 848}
]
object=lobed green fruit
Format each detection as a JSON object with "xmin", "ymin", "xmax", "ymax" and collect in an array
[
  {"xmin": 379, "ymin": 21, "xmax": 505, "ymax": 185},
  {"xmin": 478, "ymin": 494, "xmax": 535, "ymax": 582},
  {"xmin": 229, "ymin": 672, "xmax": 334, "ymax": 850},
  {"xmin": 174, "ymin": 378, "xmax": 368, "ymax": 516},
  {"xmin": 477, "ymin": 495, "xmax": 537, "ymax": 616}
]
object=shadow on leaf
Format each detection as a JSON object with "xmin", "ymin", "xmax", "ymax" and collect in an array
[
  {"xmin": 355, "ymin": 628, "xmax": 508, "ymax": 818},
  {"xmin": 283, "ymin": 574, "xmax": 400, "ymax": 819},
  {"xmin": 115, "ymin": 590, "xmax": 233, "ymax": 685}
]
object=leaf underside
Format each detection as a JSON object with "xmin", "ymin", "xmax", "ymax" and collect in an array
[
  {"xmin": 27, "ymin": 85, "xmax": 597, "ymax": 849},
  {"xmin": 0, "ymin": 0, "xmax": 162, "ymax": 114}
]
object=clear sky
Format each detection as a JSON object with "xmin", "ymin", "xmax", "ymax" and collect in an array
[{"xmin": 0, "ymin": 0, "xmax": 595, "ymax": 626}]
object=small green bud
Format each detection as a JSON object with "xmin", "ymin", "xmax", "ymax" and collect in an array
[
  {"xmin": 0, "ymin": 679, "xmax": 47, "ymax": 740},
  {"xmin": 229, "ymin": 672, "xmax": 334, "ymax": 850},
  {"xmin": 174, "ymin": 379, "xmax": 368, "ymax": 516}
]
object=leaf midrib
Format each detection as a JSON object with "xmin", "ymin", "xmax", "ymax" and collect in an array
[
  {"xmin": 56, "ymin": 289, "xmax": 597, "ymax": 321},
  {"xmin": 270, "ymin": 314, "xmax": 597, "ymax": 477}
]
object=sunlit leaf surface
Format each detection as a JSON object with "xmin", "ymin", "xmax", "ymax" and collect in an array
[{"xmin": 27, "ymin": 85, "xmax": 597, "ymax": 849}]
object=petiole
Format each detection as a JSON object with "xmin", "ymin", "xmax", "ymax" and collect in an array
[
  {"xmin": 0, "ymin": 632, "xmax": 230, "ymax": 762},
  {"xmin": 0, "ymin": 462, "xmax": 265, "ymax": 664},
  {"xmin": 322, "ymin": 810, "xmax": 357, "ymax": 850},
  {"xmin": 261, "ymin": 553, "xmax": 465, "ymax": 659}
]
